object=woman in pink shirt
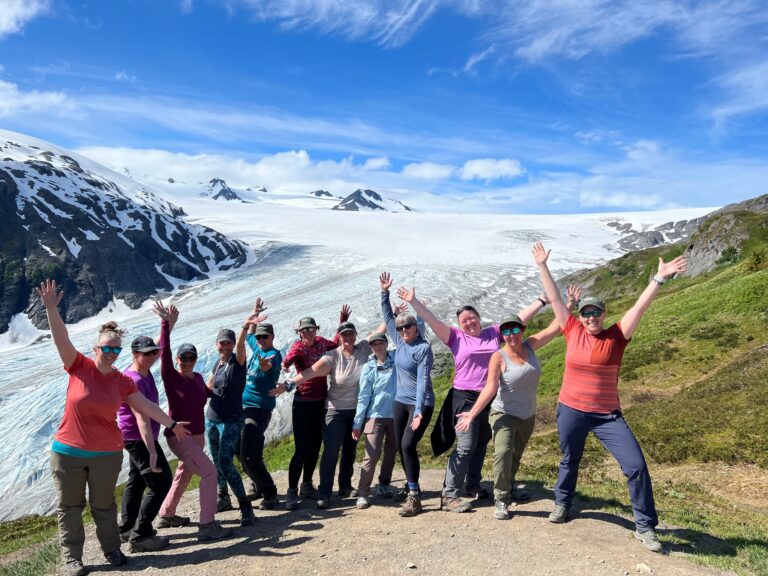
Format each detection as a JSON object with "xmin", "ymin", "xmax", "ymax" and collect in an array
[
  {"xmin": 38, "ymin": 280, "xmax": 188, "ymax": 576},
  {"xmin": 398, "ymin": 286, "xmax": 548, "ymax": 512}
]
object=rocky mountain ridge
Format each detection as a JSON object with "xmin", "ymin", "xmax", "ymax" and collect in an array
[
  {"xmin": 0, "ymin": 132, "xmax": 252, "ymax": 334},
  {"xmin": 331, "ymin": 188, "xmax": 414, "ymax": 212}
]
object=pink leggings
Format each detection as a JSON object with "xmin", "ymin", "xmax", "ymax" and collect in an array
[{"xmin": 159, "ymin": 434, "xmax": 217, "ymax": 524}]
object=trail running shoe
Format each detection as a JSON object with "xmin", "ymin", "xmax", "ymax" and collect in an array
[
  {"xmin": 635, "ymin": 529, "xmax": 663, "ymax": 553},
  {"xmin": 548, "ymin": 503, "xmax": 570, "ymax": 524},
  {"xmin": 441, "ymin": 496, "xmax": 472, "ymax": 513},
  {"xmin": 157, "ymin": 514, "xmax": 191, "ymax": 528},
  {"xmin": 129, "ymin": 534, "xmax": 170, "ymax": 553},
  {"xmin": 197, "ymin": 521, "xmax": 233, "ymax": 541},
  {"xmin": 494, "ymin": 500, "xmax": 510, "ymax": 520}
]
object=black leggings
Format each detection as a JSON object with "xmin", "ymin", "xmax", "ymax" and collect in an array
[
  {"xmin": 288, "ymin": 399, "xmax": 326, "ymax": 489},
  {"xmin": 393, "ymin": 401, "xmax": 434, "ymax": 485},
  {"xmin": 241, "ymin": 407, "xmax": 277, "ymax": 498}
]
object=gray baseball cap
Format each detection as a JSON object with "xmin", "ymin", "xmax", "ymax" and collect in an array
[
  {"xmin": 577, "ymin": 297, "xmax": 606, "ymax": 312},
  {"xmin": 337, "ymin": 321, "xmax": 356, "ymax": 334},
  {"xmin": 297, "ymin": 317, "xmax": 318, "ymax": 330},
  {"xmin": 254, "ymin": 323, "xmax": 274, "ymax": 336},
  {"xmin": 499, "ymin": 315, "xmax": 525, "ymax": 331},
  {"xmin": 368, "ymin": 332, "xmax": 388, "ymax": 344},
  {"xmin": 217, "ymin": 328, "xmax": 236, "ymax": 343}
]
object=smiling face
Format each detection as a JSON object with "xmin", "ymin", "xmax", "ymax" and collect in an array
[
  {"xmin": 397, "ymin": 321, "xmax": 419, "ymax": 344},
  {"xmin": 457, "ymin": 309, "xmax": 482, "ymax": 337},
  {"xmin": 500, "ymin": 323, "xmax": 524, "ymax": 349},
  {"xmin": 370, "ymin": 339, "xmax": 388, "ymax": 361},
  {"xmin": 132, "ymin": 348, "xmax": 160, "ymax": 371},
  {"xmin": 338, "ymin": 330, "xmax": 357, "ymax": 349},
  {"xmin": 579, "ymin": 305, "xmax": 606, "ymax": 335},
  {"xmin": 255, "ymin": 333, "xmax": 274, "ymax": 351},
  {"xmin": 93, "ymin": 335, "xmax": 122, "ymax": 368},
  {"xmin": 299, "ymin": 326, "xmax": 317, "ymax": 345},
  {"xmin": 176, "ymin": 353, "xmax": 197, "ymax": 376},
  {"xmin": 216, "ymin": 339, "xmax": 234, "ymax": 359}
]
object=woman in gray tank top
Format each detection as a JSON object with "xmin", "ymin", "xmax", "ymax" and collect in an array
[{"xmin": 456, "ymin": 286, "xmax": 581, "ymax": 520}]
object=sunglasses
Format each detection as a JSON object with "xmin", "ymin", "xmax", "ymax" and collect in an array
[
  {"xmin": 580, "ymin": 309, "xmax": 603, "ymax": 318},
  {"xmin": 255, "ymin": 334, "xmax": 270, "ymax": 340},
  {"xmin": 179, "ymin": 355, "xmax": 197, "ymax": 362},
  {"xmin": 98, "ymin": 345, "xmax": 122, "ymax": 354},
  {"xmin": 140, "ymin": 349, "xmax": 160, "ymax": 357},
  {"xmin": 397, "ymin": 323, "xmax": 416, "ymax": 332},
  {"xmin": 501, "ymin": 326, "xmax": 523, "ymax": 336},
  {"xmin": 299, "ymin": 327, "xmax": 317, "ymax": 333}
]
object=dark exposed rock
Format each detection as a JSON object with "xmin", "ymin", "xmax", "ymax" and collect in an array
[
  {"xmin": 332, "ymin": 188, "xmax": 413, "ymax": 212},
  {"xmin": 202, "ymin": 178, "xmax": 246, "ymax": 202}
]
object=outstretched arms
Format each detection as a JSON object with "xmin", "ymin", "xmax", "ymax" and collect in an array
[
  {"xmin": 526, "ymin": 285, "xmax": 582, "ymax": 351},
  {"xmin": 532, "ymin": 242, "xmax": 571, "ymax": 330},
  {"xmin": 36, "ymin": 280, "xmax": 77, "ymax": 369},
  {"xmin": 619, "ymin": 256, "xmax": 687, "ymax": 339}
]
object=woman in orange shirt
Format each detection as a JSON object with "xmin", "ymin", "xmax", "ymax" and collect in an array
[{"xmin": 38, "ymin": 280, "xmax": 189, "ymax": 576}]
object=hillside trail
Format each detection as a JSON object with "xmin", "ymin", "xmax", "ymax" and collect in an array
[{"xmin": 77, "ymin": 469, "xmax": 726, "ymax": 576}]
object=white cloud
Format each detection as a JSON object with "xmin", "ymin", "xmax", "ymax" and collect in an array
[
  {"xmin": 114, "ymin": 71, "xmax": 138, "ymax": 83},
  {"xmin": 0, "ymin": 80, "xmax": 73, "ymax": 118},
  {"xmin": 0, "ymin": 0, "xmax": 48, "ymax": 39},
  {"xmin": 711, "ymin": 60, "xmax": 768, "ymax": 127},
  {"xmin": 401, "ymin": 161, "xmax": 456, "ymax": 179},
  {"xmin": 463, "ymin": 43, "xmax": 496, "ymax": 73},
  {"xmin": 460, "ymin": 158, "xmax": 524, "ymax": 181},
  {"xmin": 180, "ymin": 0, "xmax": 194, "ymax": 13},
  {"xmin": 362, "ymin": 156, "xmax": 390, "ymax": 170},
  {"xmin": 579, "ymin": 190, "xmax": 664, "ymax": 210}
]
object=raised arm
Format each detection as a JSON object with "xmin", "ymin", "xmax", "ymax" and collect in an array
[
  {"xmin": 619, "ymin": 256, "xmax": 687, "ymax": 339},
  {"xmin": 379, "ymin": 272, "xmax": 400, "ymax": 343},
  {"xmin": 526, "ymin": 285, "xmax": 582, "ymax": 351},
  {"xmin": 517, "ymin": 292, "xmax": 550, "ymax": 324},
  {"xmin": 533, "ymin": 242, "xmax": 570, "ymax": 329},
  {"xmin": 36, "ymin": 280, "xmax": 77, "ymax": 369},
  {"xmin": 240, "ymin": 308, "xmax": 268, "ymax": 366},
  {"xmin": 153, "ymin": 301, "xmax": 178, "ymax": 380},
  {"xmin": 396, "ymin": 286, "xmax": 451, "ymax": 345}
]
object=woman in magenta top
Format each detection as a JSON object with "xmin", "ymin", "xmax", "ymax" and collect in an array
[
  {"xmin": 153, "ymin": 301, "xmax": 231, "ymax": 541},
  {"xmin": 398, "ymin": 286, "xmax": 548, "ymax": 511},
  {"xmin": 281, "ymin": 305, "xmax": 349, "ymax": 505},
  {"xmin": 38, "ymin": 280, "xmax": 187, "ymax": 576}
]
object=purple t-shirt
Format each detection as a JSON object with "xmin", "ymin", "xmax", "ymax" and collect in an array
[
  {"xmin": 448, "ymin": 325, "xmax": 502, "ymax": 391},
  {"xmin": 118, "ymin": 370, "xmax": 160, "ymax": 442}
]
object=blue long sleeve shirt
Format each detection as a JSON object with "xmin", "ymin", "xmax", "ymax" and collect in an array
[
  {"xmin": 381, "ymin": 290, "xmax": 434, "ymax": 416},
  {"xmin": 353, "ymin": 351, "xmax": 397, "ymax": 430},
  {"xmin": 242, "ymin": 335, "xmax": 283, "ymax": 411}
]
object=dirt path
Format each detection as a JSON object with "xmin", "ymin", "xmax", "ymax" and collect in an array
[{"xmin": 79, "ymin": 469, "xmax": 724, "ymax": 576}]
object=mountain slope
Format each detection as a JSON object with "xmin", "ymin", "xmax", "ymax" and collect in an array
[
  {"xmin": 331, "ymin": 188, "xmax": 414, "ymax": 212},
  {"xmin": 0, "ymin": 131, "xmax": 251, "ymax": 333}
]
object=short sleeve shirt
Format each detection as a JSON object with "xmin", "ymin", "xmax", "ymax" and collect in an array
[
  {"xmin": 447, "ymin": 325, "xmax": 502, "ymax": 391},
  {"xmin": 559, "ymin": 315, "xmax": 630, "ymax": 413},
  {"xmin": 118, "ymin": 370, "xmax": 160, "ymax": 442},
  {"xmin": 323, "ymin": 340, "xmax": 372, "ymax": 411},
  {"xmin": 55, "ymin": 352, "xmax": 138, "ymax": 451}
]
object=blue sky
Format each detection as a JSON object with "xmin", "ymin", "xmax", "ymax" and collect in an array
[{"xmin": 1, "ymin": 0, "xmax": 768, "ymax": 213}]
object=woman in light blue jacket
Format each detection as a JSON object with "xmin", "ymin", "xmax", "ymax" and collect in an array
[{"xmin": 352, "ymin": 332, "xmax": 398, "ymax": 509}]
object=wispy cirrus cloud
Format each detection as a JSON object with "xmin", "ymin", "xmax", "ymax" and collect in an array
[
  {"xmin": 0, "ymin": 0, "xmax": 48, "ymax": 39},
  {"xmin": 711, "ymin": 60, "xmax": 768, "ymax": 127}
]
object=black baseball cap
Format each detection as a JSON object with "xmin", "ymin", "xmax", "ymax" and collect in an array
[
  {"xmin": 337, "ymin": 321, "xmax": 356, "ymax": 334},
  {"xmin": 131, "ymin": 335, "xmax": 160, "ymax": 353},
  {"xmin": 176, "ymin": 343, "xmax": 197, "ymax": 357}
]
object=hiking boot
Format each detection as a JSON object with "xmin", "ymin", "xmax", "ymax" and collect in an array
[
  {"xmin": 197, "ymin": 521, "xmax": 233, "ymax": 541},
  {"xmin": 104, "ymin": 549, "xmax": 127, "ymax": 567},
  {"xmin": 157, "ymin": 514, "xmax": 191, "ymax": 528},
  {"xmin": 510, "ymin": 487, "xmax": 531, "ymax": 502},
  {"xmin": 316, "ymin": 495, "xmax": 330, "ymax": 509},
  {"xmin": 245, "ymin": 480, "xmax": 261, "ymax": 502},
  {"xmin": 238, "ymin": 497, "xmax": 256, "ymax": 527},
  {"xmin": 216, "ymin": 490, "xmax": 234, "ymax": 512},
  {"xmin": 119, "ymin": 530, "xmax": 130, "ymax": 543},
  {"xmin": 259, "ymin": 493, "xmax": 279, "ymax": 510},
  {"xmin": 129, "ymin": 534, "xmax": 170, "ymax": 553},
  {"xmin": 494, "ymin": 500, "xmax": 510, "ymax": 520},
  {"xmin": 548, "ymin": 503, "xmax": 570, "ymax": 524},
  {"xmin": 63, "ymin": 559, "xmax": 87, "ymax": 576},
  {"xmin": 441, "ymin": 496, "xmax": 472, "ymax": 513},
  {"xmin": 635, "ymin": 529, "xmax": 663, "ymax": 553},
  {"xmin": 356, "ymin": 496, "xmax": 372, "ymax": 509},
  {"xmin": 376, "ymin": 483, "xmax": 395, "ymax": 499},
  {"xmin": 285, "ymin": 488, "xmax": 299, "ymax": 511},
  {"xmin": 462, "ymin": 486, "xmax": 490, "ymax": 500},
  {"xmin": 399, "ymin": 491, "xmax": 422, "ymax": 517},
  {"xmin": 299, "ymin": 482, "xmax": 318, "ymax": 500}
]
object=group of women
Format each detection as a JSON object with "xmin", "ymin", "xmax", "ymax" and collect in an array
[{"xmin": 41, "ymin": 242, "xmax": 687, "ymax": 575}]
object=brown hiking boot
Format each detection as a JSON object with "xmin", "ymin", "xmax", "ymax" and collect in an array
[
  {"xmin": 441, "ymin": 496, "xmax": 472, "ymax": 513},
  {"xmin": 399, "ymin": 491, "xmax": 422, "ymax": 517}
]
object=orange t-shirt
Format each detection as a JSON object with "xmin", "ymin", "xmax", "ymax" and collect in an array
[
  {"xmin": 54, "ymin": 352, "xmax": 138, "ymax": 451},
  {"xmin": 559, "ymin": 315, "xmax": 629, "ymax": 414}
]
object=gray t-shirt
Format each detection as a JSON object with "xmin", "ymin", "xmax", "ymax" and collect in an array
[
  {"xmin": 323, "ymin": 340, "xmax": 372, "ymax": 411},
  {"xmin": 491, "ymin": 342, "xmax": 541, "ymax": 420}
]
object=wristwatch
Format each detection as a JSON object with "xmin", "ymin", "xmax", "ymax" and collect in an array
[
  {"xmin": 652, "ymin": 274, "xmax": 666, "ymax": 285},
  {"xmin": 169, "ymin": 421, "xmax": 178, "ymax": 431},
  {"xmin": 284, "ymin": 380, "xmax": 296, "ymax": 392}
]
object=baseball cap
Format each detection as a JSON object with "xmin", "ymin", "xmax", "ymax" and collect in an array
[
  {"xmin": 368, "ymin": 332, "xmax": 388, "ymax": 344},
  {"xmin": 499, "ymin": 315, "xmax": 525, "ymax": 331},
  {"xmin": 131, "ymin": 335, "xmax": 160, "ymax": 353},
  {"xmin": 217, "ymin": 328, "xmax": 236, "ymax": 344},
  {"xmin": 176, "ymin": 343, "xmax": 197, "ymax": 357},
  {"xmin": 577, "ymin": 297, "xmax": 606, "ymax": 312},
  {"xmin": 337, "ymin": 321, "xmax": 356, "ymax": 334},
  {"xmin": 254, "ymin": 323, "xmax": 274, "ymax": 336}
]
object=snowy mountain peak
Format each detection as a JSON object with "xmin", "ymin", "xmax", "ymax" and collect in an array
[
  {"xmin": 332, "ymin": 188, "xmax": 414, "ymax": 212},
  {"xmin": 202, "ymin": 178, "xmax": 245, "ymax": 202},
  {"xmin": 309, "ymin": 189, "xmax": 336, "ymax": 198}
]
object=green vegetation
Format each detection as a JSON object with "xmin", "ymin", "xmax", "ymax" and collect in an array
[{"xmin": 3, "ymin": 206, "xmax": 768, "ymax": 575}]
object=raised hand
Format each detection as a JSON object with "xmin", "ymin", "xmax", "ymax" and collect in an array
[
  {"xmin": 379, "ymin": 272, "xmax": 393, "ymax": 292},
  {"xmin": 36, "ymin": 279, "xmax": 64, "ymax": 309},
  {"xmin": 396, "ymin": 286, "xmax": 416, "ymax": 304},
  {"xmin": 565, "ymin": 285, "xmax": 583, "ymax": 310},
  {"xmin": 153, "ymin": 300, "xmax": 170, "ymax": 320},
  {"xmin": 393, "ymin": 302, "xmax": 409, "ymax": 316},
  {"xmin": 658, "ymin": 255, "xmax": 688, "ymax": 279},
  {"xmin": 244, "ymin": 313, "xmax": 268, "ymax": 327},
  {"xmin": 167, "ymin": 304, "xmax": 179, "ymax": 325},
  {"xmin": 252, "ymin": 297, "xmax": 267, "ymax": 315},
  {"xmin": 532, "ymin": 242, "xmax": 551, "ymax": 266},
  {"xmin": 339, "ymin": 304, "xmax": 351, "ymax": 323}
]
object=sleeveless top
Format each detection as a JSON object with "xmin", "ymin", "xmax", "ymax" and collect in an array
[{"xmin": 491, "ymin": 342, "xmax": 541, "ymax": 420}]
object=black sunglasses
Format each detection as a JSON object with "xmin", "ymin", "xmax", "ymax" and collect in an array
[
  {"xmin": 140, "ymin": 349, "xmax": 160, "ymax": 357},
  {"xmin": 179, "ymin": 355, "xmax": 197, "ymax": 362},
  {"xmin": 255, "ymin": 334, "xmax": 270, "ymax": 340},
  {"xmin": 397, "ymin": 323, "xmax": 416, "ymax": 332}
]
